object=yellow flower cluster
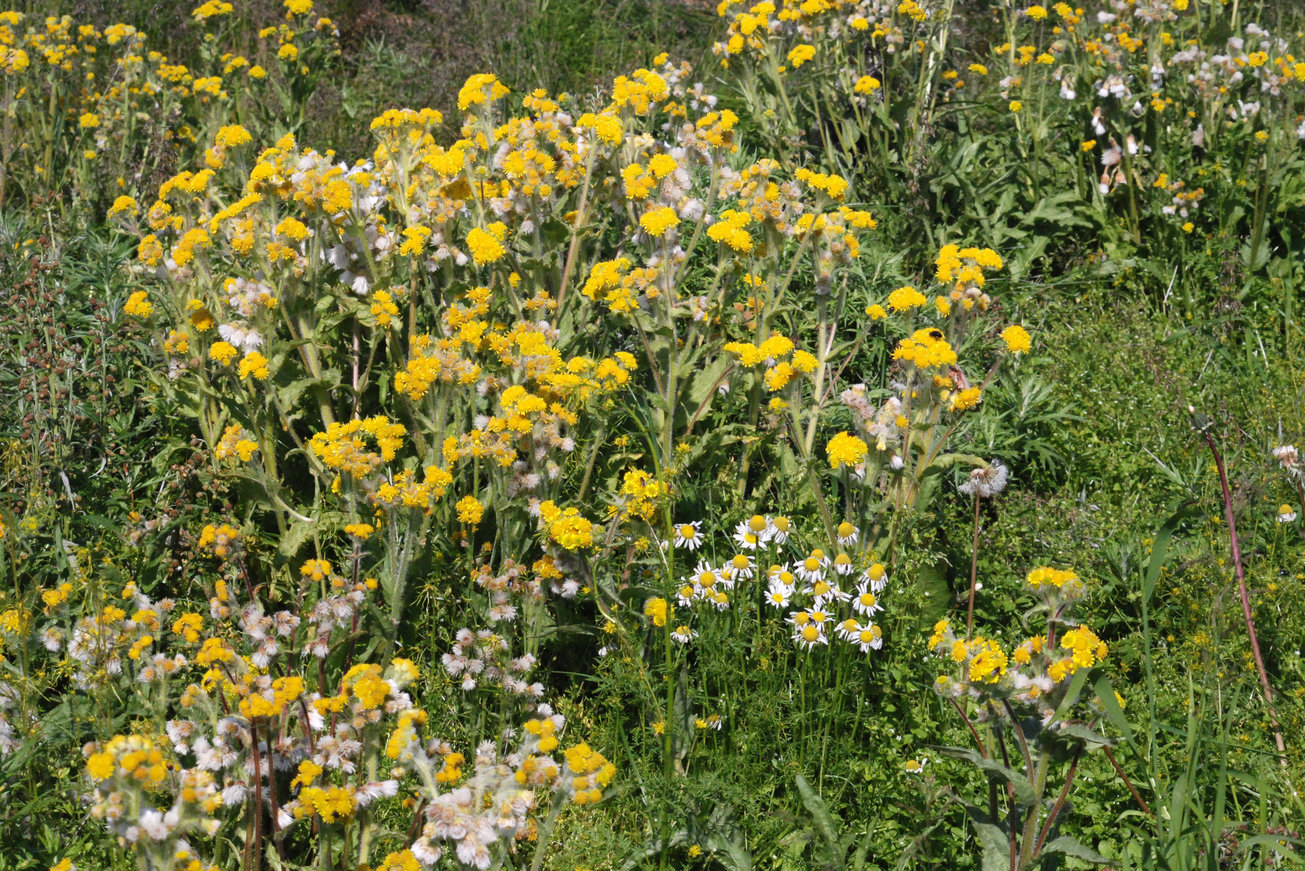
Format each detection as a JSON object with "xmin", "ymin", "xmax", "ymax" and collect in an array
[
  {"xmin": 309, "ymin": 416, "xmax": 406, "ymax": 478},
  {"xmin": 826, "ymin": 432, "xmax": 869, "ymax": 470},
  {"xmin": 891, "ymin": 328, "xmax": 958, "ymax": 370}
]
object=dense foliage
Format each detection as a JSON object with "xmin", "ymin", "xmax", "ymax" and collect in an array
[{"xmin": 1, "ymin": 1, "xmax": 1303, "ymax": 870}]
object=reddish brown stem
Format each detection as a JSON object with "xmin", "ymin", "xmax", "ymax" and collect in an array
[
  {"xmin": 1033, "ymin": 745, "xmax": 1081, "ymax": 857},
  {"xmin": 1200, "ymin": 429, "xmax": 1287, "ymax": 763},
  {"xmin": 949, "ymin": 696, "xmax": 987, "ymax": 757},
  {"xmin": 1102, "ymin": 746, "xmax": 1152, "ymax": 817}
]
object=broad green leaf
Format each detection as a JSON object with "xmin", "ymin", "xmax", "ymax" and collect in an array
[
  {"xmin": 1054, "ymin": 722, "xmax": 1113, "ymax": 748},
  {"xmin": 795, "ymin": 773, "xmax": 844, "ymax": 864},
  {"xmin": 962, "ymin": 804, "xmax": 1011, "ymax": 871},
  {"xmin": 942, "ymin": 747, "xmax": 1037, "ymax": 806},
  {"xmin": 1040, "ymin": 835, "xmax": 1109, "ymax": 864}
]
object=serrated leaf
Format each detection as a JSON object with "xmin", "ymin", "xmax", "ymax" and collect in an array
[{"xmin": 279, "ymin": 518, "xmax": 316, "ymax": 558}]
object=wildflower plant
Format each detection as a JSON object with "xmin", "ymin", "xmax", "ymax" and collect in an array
[
  {"xmin": 0, "ymin": 4, "xmax": 339, "ymax": 215},
  {"xmin": 929, "ymin": 565, "xmax": 1133, "ymax": 870}
]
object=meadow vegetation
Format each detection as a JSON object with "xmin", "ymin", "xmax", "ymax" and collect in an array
[{"xmin": 0, "ymin": 0, "xmax": 1303, "ymax": 869}]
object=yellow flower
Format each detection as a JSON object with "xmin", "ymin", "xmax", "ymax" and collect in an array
[
  {"xmin": 887, "ymin": 285, "xmax": 927, "ymax": 312},
  {"xmin": 826, "ymin": 432, "xmax": 868, "ymax": 469},
  {"xmin": 949, "ymin": 387, "xmax": 982, "ymax": 411},
  {"xmin": 466, "ymin": 224, "xmax": 507, "ymax": 265},
  {"xmin": 1000, "ymin": 325, "xmax": 1031, "ymax": 354},
  {"xmin": 108, "ymin": 195, "xmax": 138, "ymax": 218},
  {"xmin": 208, "ymin": 341, "xmax": 238, "ymax": 366},
  {"xmin": 639, "ymin": 205, "xmax": 680, "ymax": 237},
  {"xmin": 123, "ymin": 291, "xmax": 153, "ymax": 318},
  {"xmin": 854, "ymin": 75, "xmax": 881, "ymax": 94},
  {"xmin": 644, "ymin": 597, "xmax": 670, "ymax": 627},
  {"xmin": 787, "ymin": 44, "xmax": 816, "ymax": 67},
  {"xmin": 238, "ymin": 351, "xmax": 270, "ymax": 381},
  {"xmin": 1009, "ymin": 100, "xmax": 1023, "ymax": 112},
  {"xmin": 458, "ymin": 73, "xmax": 509, "ymax": 111},
  {"xmin": 79, "ymin": 113, "xmax": 99, "ymax": 129},
  {"xmin": 549, "ymin": 508, "xmax": 595, "ymax": 549},
  {"xmin": 301, "ymin": 559, "xmax": 332, "ymax": 581},
  {"xmin": 456, "ymin": 495, "xmax": 484, "ymax": 525}
]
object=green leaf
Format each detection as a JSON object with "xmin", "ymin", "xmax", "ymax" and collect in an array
[
  {"xmin": 1040, "ymin": 835, "xmax": 1109, "ymax": 864},
  {"xmin": 961, "ymin": 804, "xmax": 1011, "ymax": 871},
  {"xmin": 795, "ymin": 773, "xmax": 844, "ymax": 865},
  {"xmin": 1143, "ymin": 508, "xmax": 1193, "ymax": 605},
  {"xmin": 941, "ymin": 748, "xmax": 1037, "ymax": 806},
  {"xmin": 704, "ymin": 833, "xmax": 754, "ymax": 871},
  {"xmin": 1054, "ymin": 722, "xmax": 1113, "ymax": 748},
  {"xmin": 279, "ymin": 518, "xmax": 316, "ymax": 558},
  {"xmin": 687, "ymin": 354, "xmax": 731, "ymax": 413},
  {"xmin": 1092, "ymin": 673, "xmax": 1133, "ymax": 741}
]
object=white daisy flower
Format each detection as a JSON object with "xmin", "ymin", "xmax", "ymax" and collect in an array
[
  {"xmin": 804, "ymin": 608, "xmax": 831, "ymax": 628},
  {"xmin": 732, "ymin": 520, "xmax": 763, "ymax": 550},
  {"xmin": 743, "ymin": 513, "xmax": 773, "ymax": 541},
  {"xmin": 834, "ymin": 617, "xmax": 862, "ymax": 642},
  {"xmin": 831, "ymin": 552, "xmax": 856, "ymax": 576},
  {"xmin": 767, "ymin": 515, "xmax": 792, "ymax": 544},
  {"xmin": 865, "ymin": 563, "xmax": 889, "ymax": 593},
  {"xmin": 767, "ymin": 564, "xmax": 797, "ymax": 588},
  {"xmin": 835, "ymin": 521, "xmax": 859, "ymax": 546},
  {"xmin": 670, "ymin": 625, "xmax": 698, "ymax": 644},
  {"xmin": 675, "ymin": 583, "xmax": 697, "ymax": 607},
  {"xmin": 903, "ymin": 756, "xmax": 928, "ymax": 774},
  {"xmin": 723, "ymin": 553, "xmax": 754, "ymax": 581},
  {"xmin": 851, "ymin": 585, "xmax": 883, "ymax": 617},
  {"xmin": 792, "ymin": 621, "xmax": 827, "ymax": 651},
  {"xmin": 1277, "ymin": 504, "xmax": 1298, "ymax": 523},
  {"xmin": 794, "ymin": 550, "xmax": 829, "ymax": 583},
  {"xmin": 855, "ymin": 623, "xmax": 884, "ymax": 653},
  {"xmin": 689, "ymin": 562, "xmax": 723, "ymax": 597},
  {"xmin": 805, "ymin": 577, "xmax": 846, "ymax": 606},
  {"xmin": 673, "ymin": 521, "xmax": 705, "ymax": 550},
  {"xmin": 764, "ymin": 583, "xmax": 792, "ymax": 609}
]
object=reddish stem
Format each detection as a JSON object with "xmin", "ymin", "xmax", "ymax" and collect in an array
[
  {"xmin": 1102, "ymin": 746, "xmax": 1152, "ymax": 817},
  {"xmin": 1200, "ymin": 429, "xmax": 1287, "ymax": 763}
]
